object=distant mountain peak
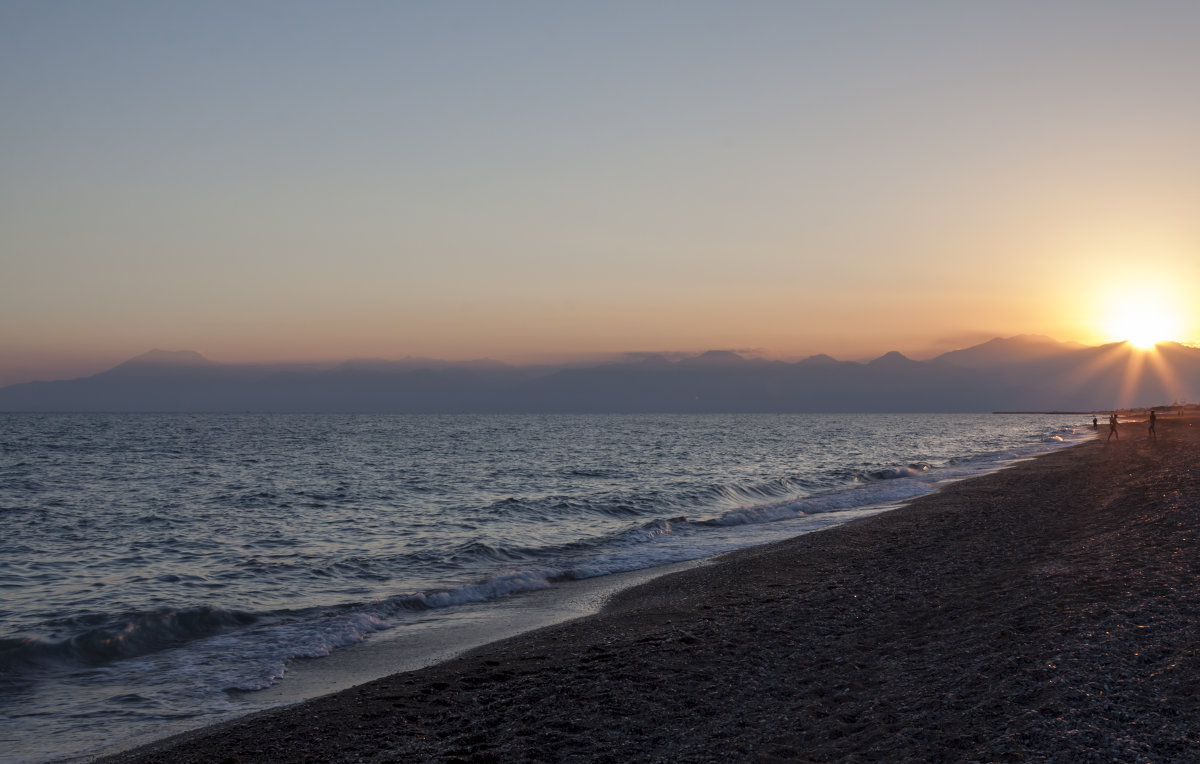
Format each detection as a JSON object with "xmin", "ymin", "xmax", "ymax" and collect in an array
[
  {"xmin": 799, "ymin": 353, "xmax": 840, "ymax": 365},
  {"xmin": 118, "ymin": 349, "xmax": 213, "ymax": 368},
  {"xmin": 984, "ymin": 334, "xmax": 1081, "ymax": 349},
  {"xmin": 683, "ymin": 350, "xmax": 746, "ymax": 365},
  {"xmin": 868, "ymin": 350, "xmax": 913, "ymax": 366},
  {"xmin": 933, "ymin": 334, "xmax": 1085, "ymax": 368}
]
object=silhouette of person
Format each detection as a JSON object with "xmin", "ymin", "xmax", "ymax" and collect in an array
[
  {"xmin": 1107, "ymin": 412, "xmax": 1119, "ymax": 442},
  {"xmin": 1092, "ymin": 416, "xmax": 1098, "ymax": 429},
  {"xmin": 1149, "ymin": 409, "xmax": 1157, "ymax": 440}
]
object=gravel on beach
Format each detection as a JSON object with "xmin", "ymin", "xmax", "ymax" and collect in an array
[{"xmin": 105, "ymin": 416, "xmax": 1200, "ymax": 763}]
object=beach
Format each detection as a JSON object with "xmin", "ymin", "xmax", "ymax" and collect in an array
[{"xmin": 104, "ymin": 415, "xmax": 1199, "ymax": 763}]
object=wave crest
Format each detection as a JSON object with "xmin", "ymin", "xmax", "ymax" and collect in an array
[{"xmin": 1, "ymin": 606, "xmax": 257, "ymax": 676}]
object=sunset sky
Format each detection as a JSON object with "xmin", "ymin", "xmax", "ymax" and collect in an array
[{"xmin": 3, "ymin": 1, "xmax": 1200, "ymax": 385}]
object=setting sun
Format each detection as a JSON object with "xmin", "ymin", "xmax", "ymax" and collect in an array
[{"xmin": 1106, "ymin": 301, "xmax": 1182, "ymax": 349}]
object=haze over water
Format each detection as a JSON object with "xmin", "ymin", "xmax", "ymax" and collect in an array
[{"xmin": 1, "ymin": 412, "xmax": 1089, "ymax": 762}]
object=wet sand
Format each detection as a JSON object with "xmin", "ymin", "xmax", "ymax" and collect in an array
[{"xmin": 104, "ymin": 416, "xmax": 1200, "ymax": 762}]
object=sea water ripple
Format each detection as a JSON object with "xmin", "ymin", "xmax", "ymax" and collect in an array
[{"xmin": 0, "ymin": 413, "xmax": 1089, "ymax": 761}]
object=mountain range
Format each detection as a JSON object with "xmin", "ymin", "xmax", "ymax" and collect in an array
[{"xmin": 2, "ymin": 335, "xmax": 1197, "ymax": 413}]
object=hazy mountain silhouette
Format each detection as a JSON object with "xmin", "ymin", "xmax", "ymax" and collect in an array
[
  {"xmin": 114, "ymin": 349, "xmax": 215, "ymax": 369},
  {"xmin": 2, "ymin": 337, "xmax": 1198, "ymax": 412},
  {"xmin": 932, "ymin": 334, "xmax": 1085, "ymax": 369},
  {"xmin": 797, "ymin": 354, "xmax": 840, "ymax": 365}
]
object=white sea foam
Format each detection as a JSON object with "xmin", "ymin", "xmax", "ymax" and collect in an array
[{"xmin": 414, "ymin": 570, "xmax": 554, "ymax": 609}]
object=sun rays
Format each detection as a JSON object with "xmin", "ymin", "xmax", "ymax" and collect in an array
[{"xmin": 1062, "ymin": 341, "xmax": 1190, "ymax": 409}]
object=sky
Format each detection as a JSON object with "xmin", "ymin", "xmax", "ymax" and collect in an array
[{"xmin": 3, "ymin": 1, "xmax": 1200, "ymax": 385}]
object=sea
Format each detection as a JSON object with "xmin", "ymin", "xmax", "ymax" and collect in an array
[{"xmin": 0, "ymin": 413, "xmax": 1091, "ymax": 762}]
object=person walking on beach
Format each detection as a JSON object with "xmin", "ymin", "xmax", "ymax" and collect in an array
[
  {"xmin": 1107, "ymin": 412, "xmax": 1119, "ymax": 442},
  {"xmin": 1149, "ymin": 409, "xmax": 1157, "ymax": 440},
  {"xmin": 1092, "ymin": 416, "xmax": 1098, "ymax": 429}
]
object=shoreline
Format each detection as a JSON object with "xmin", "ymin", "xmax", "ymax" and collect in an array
[
  {"xmin": 103, "ymin": 418, "xmax": 1199, "ymax": 762},
  {"xmin": 241, "ymin": 557, "xmax": 710, "ymax": 707}
]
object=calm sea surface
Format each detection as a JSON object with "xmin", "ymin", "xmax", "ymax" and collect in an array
[{"xmin": 0, "ymin": 413, "xmax": 1089, "ymax": 762}]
